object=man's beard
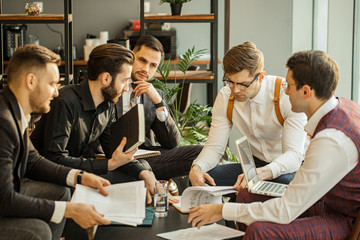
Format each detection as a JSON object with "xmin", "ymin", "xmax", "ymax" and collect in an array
[
  {"xmin": 101, "ymin": 79, "xmax": 119, "ymax": 104},
  {"xmin": 132, "ymin": 71, "xmax": 149, "ymax": 82}
]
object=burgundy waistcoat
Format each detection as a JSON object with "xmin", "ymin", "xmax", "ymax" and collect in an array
[{"xmin": 313, "ymin": 98, "xmax": 360, "ymax": 218}]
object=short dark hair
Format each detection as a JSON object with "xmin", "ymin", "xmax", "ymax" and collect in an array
[
  {"xmin": 132, "ymin": 35, "xmax": 164, "ymax": 57},
  {"xmin": 87, "ymin": 43, "xmax": 134, "ymax": 80},
  {"xmin": 286, "ymin": 50, "xmax": 339, "ymax": 100},
  {"xmin": 223, "ymin": 41, "xmax": 264, "ymax": 77},
  {"xmin": 6, "ymin": 44, "xmax": 61, "ymax": 83}
]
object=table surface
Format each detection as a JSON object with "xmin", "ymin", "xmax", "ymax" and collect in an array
[{"xmin": 94, "ymin": 206, "xmax": 226, "ymax": 240}]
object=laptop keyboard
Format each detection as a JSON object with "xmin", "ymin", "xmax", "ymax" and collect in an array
[{"xmin": 257, "ymin": 182, "xmax": 286, "ymax": 194}]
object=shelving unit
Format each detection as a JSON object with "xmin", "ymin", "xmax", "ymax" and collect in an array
[
  {"xmin": 139, "ymin": 0, "xmax": 218, "ymax": 105},
  {"xmin": 0, "ymin": 0, "xmax": 73, "ymax": 84}
]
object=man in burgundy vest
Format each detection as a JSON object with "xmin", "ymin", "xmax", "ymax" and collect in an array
[{"xmin": 187, "ymin": 50, "xmax": 360, "ymax": 239}]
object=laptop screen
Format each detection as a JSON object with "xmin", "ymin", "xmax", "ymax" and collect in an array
[{"xmin": 236, "ymin": 137, "xmax": 257, "ymax": 182}]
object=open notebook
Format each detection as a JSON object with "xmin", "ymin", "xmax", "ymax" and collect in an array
[{"xmin": 235, "ymin": 136, "xmax": 287, "ymax": 197}]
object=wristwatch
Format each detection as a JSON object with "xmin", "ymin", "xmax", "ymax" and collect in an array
[
  {"xmin": 154, "ymin": 100, "xmax": 165, "ymax": 109},
  {"xmin": 77, "ymin": 170, "xmax": 84, "ymax": 184}
]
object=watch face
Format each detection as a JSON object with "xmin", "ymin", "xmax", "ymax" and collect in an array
[{"xmin": 77, "ymin": 174, "xmax": 82, "ymax": 184}]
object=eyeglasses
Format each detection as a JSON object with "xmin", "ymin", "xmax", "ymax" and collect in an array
[
  {"xmin": 281, "ymin": 82, "xmax": 297, "ymax": 89},
  {"xmin": 223, "ymin": 72, "xmax": 261, "ymax": 90}
]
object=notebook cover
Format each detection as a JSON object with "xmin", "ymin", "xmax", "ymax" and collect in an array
[{"xmin": 110, "ymin": 103, "xmax": 145, "ymax": 154}]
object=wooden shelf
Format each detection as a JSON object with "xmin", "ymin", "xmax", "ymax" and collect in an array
[
  {"xmin": 0, "ymin": 14, "xmax": 72, "ymax": 23},
  {"xmin": 154, "ymin": 70, "xmax": 214, "ymax": 81},
  {"xmin": 145, "ymin": 14, "xmax": 214, "ymax": 20},
  {"xmin": 66, "ymin": 59, "xmax": 220, "ymax": 66},
  {"xmin": 144, "ymin": 14, "xmax": 215, "ymax": 23},
  {"xmin": 166, "ymin": 58, "xmax": 221, "ymax": 65}
]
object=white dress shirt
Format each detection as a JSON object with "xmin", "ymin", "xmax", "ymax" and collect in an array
[
  {"xmin": 223, "ymin": 96, "xmax": 359, "ymax": 225},
  {"xmin": 193, "ymin": 75, "xmax": 307, "ymax": 178},
  {"xmin": 123, "ymin": 83, "xmax": 168, "ymax": 121},
  {"xmin": 19, "ymin": 103, "xmax": 78, "ymax": 224}
]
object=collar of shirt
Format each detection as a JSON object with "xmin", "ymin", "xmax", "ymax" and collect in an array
[
  {"xmin": 78, "ymin": 80, "xmax": 110, "ymax": 112},
  {"xmin": 304, "ymin": 96, "xmax": 338, "ymax": 136},
  {"xmin": 17, "ymin": 101, "xmax": 29, "ymax": 135},
  {"xmin": 122, "ymin": 83, "xmax": 142, "ymax": 114}
]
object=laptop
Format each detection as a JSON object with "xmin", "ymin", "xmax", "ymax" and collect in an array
[{"xmin": 235, "ymin": 136, "xmax": 287, "ymax": 197}]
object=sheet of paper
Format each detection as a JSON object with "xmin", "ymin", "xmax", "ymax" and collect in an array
[
  {"xmin": 157, "ymin": 223, "xmax": 245, "ymax": 240},
  {"xmin": 72, "ymin": 181, "xmax": 146, "ymax": 226},
  {"xmin": 172, "ymin": 186, "xmax": 237, "ymax": 213},
  {"xmin": 180, "ymin": 191, "xmax": 222, "ymax": 212}
]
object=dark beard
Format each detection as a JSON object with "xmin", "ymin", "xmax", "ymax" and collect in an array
[
  {"xmin": 131, "ymin": 72, "xmax": 139, "ymax": 82},
  {"xmin": 101, "ymin": 79, "xmax": 118, "ymax": 103},
  {"xmin": 131, "ymin": 71, "xmax": 149, "ymax": 82}
]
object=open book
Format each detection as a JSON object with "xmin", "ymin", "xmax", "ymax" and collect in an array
[
  {"xmin": 110, "ymin": 104, "xmax": 145, "ymax": 154},
  {"xmin": 71, "ymin": 181, "xmax": 146, "ymax": 226},
  {"xmin": 172, "ymin": 186, "xmax": 236, "ymax": 213}
]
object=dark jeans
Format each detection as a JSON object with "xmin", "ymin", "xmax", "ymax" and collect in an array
[
  {"xmin": 0, "ymin": 179, "xmax": 70, "ymax": 240},
  {"xmin": 145, "ymin": 145, "xmax": 203, "ymax": 180},
  {"xmin": 207, "ymin": 156, "xmax": 296, "ymax": 187}
]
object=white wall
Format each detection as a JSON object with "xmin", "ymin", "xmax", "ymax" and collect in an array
[
  {"xmin": 229, "ymin": 0, "xmax": 293, "ymax": 77},
  {"xmin": 228, "ymin": 0, "xmax": 293, "ymax": 152},
  {"xmin": 353, "ymin": 0, "xmax": 360, "ymax": 103},
  {"xmin": 292, "ymin": 0, "xmax": 313, "ymax": 53},
  {"xmin": 328, "ymin": 0, "xmax": 354, "ymax": 99}
]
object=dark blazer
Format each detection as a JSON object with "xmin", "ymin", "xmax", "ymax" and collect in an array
[
  {"xmin": 0, "ymin": 87, "xmax": 71, "ymax": 222},
  {"xmin": 116, "ymin": 92, "xmax": 181, "ymax": 149}
]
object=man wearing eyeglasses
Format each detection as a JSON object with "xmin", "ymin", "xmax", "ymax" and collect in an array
[{"xmin": 189, "ymin": 42, "xmax": 307, "ymax": 188}]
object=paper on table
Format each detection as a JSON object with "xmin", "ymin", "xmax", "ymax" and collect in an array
[
  {"xmin": 72, "ymin": 181, "xmax": 146, "ymax": 226},
  {"xmin": 157, "ymin": 223, "xmax": 245, "ymax": 240},
  {"xmin": 172, "ymin": 186, "xmax": 236, "ymax": 213}
]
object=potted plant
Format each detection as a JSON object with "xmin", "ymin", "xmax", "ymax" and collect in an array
[
  {"xmin": 159, "ymin": 0, "xmax": 192, "ymax": 16},
  {"xmin": 151, "ymin": 47, "xmax": 239, "ymax": 162}
]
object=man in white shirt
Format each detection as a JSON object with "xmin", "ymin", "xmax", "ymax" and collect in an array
[
  {"xmin": 188, "ymin": 50, "xmax": 360, "ymax": 239},
  {"xmin": 0, "ymin": 44, "xmax": 112, "ymax": 240},
  {"xmin": 189, "ymin": 42, "xmax": 307, "ymax": 187}
]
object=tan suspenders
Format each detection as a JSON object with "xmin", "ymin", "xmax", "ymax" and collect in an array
[
  {"xmin": 273, "ymin": 77, "xmax": 284, "ymax": 126},
  {"xmin": 226, "ymin": 92, "xmax": 235, "ymax": 123},
  {"xmin": 226, "ymin": 77, "xmax": 284, "ymax": 126}
]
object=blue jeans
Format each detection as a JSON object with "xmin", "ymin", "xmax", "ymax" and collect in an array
[{"xmin": 207, "ymin": 156, "xmax": 296, "ymax": 186}]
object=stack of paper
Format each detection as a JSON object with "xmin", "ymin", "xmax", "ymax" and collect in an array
[{"xmin": 72, "ymin": 181, "xmax": 146, "ymax": 226}]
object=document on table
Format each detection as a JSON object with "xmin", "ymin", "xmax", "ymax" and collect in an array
[
  {"xmin": 71, "ymin": 180, "xmax": 146, "ymax": 226},
  {"xmin": 172, "ymin": 186, "xmax": 237, "ymax": 213},
  {"xmin": 157, "ymin": 223, "xmax": 244, "ymax": 240}
]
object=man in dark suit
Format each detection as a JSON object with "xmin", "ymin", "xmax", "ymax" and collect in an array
[
  {"xmin": 0, "ymin": 44, "xmax": 112, "ymax": 240},
  {"xmin": 116, "ymin": 35, "xmax": 203, "ymax": 180}
]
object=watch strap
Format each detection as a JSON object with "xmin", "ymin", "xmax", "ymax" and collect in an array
[{"xmin": 154, "ymin": 100, "xmax": 165, "ymax": 109}]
